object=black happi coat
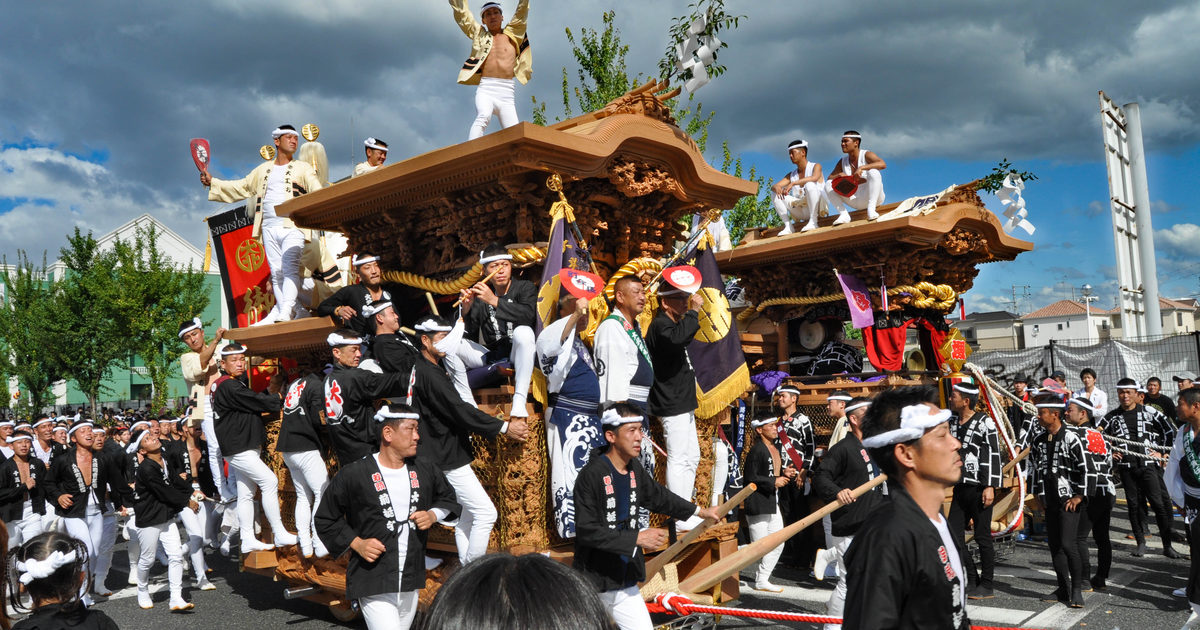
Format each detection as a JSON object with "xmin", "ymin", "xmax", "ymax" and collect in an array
[
  {"xmin": 316, "ymin": 282, "xmax": 406, "ymax": 338},
  {"xmin": 315, "ymin": 455, "xmax": 459, "ymax": 598},
  {"xmin": 573, "ymin": 452, "xmax": 697, "ymax": 592},
  {"xmin": 324, "ymin": 363, "xmax": 410, "ymax": 465},
  {"xmin": 134, "ymin": 455, "xmax": 192, "ymax": 528},
  {"xmin": 211, "ymin": 375, "xmax": 283, "ymax": 456},
  {"xmin": 45, "ymin": 446, "xmax": 117, "ymax": 519},
  {"xmin": 12, "ymin": 606, "xmax": 120, "ymax": 630},
  {"xmin": 0, "ymin": 456, "xmax": 47, "ymax": 521},
  {"xmin": 645, "ymin": 309, "xmax": 700, "ymax": 417},
  {"xmin": 462, "ymin": 278, "xmax": 537, "ymax": 352},
  {"xmin": 411, "ymin": 357, "xmax": 505, "ymax": 470},
  {"xmin": 813, "ymin": 433, "xmax": 887, "ymax": 537},
  {"xmin": 372, "ymin": 332, "xmax": 421, "ymax": 376},
  {"xmin": 164, "ymin": 438, "xmax": 218, "ymax": 499},
  {"xmin": 844, "ymin": 482, "xmax": 970, "ymax": 630},
  {"xmin": 742, "ymin": 439, "xmax": 780, "ymax": 516},
  {"xmin": 278, "ymin": 373, "xmax": 329, "ymax": 456}
]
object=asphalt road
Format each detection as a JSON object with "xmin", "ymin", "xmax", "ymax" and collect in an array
[{"xmin": 18, "ymin": 494, "xmax": 1195, "ymax": 630}]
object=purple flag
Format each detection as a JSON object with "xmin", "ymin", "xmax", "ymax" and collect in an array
[{"xmin": 836, "ymin": 271, "xmax": 875, "ymax": 329}]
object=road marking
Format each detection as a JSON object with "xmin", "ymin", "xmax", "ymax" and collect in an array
[{"xmin": 1022, "ymin": 568, "xmax": 1136, "ymax": 630}]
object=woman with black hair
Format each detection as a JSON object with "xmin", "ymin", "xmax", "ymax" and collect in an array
[{"xmin": 5, "ymin": 531, "xmax": 118, "ymax": 629}]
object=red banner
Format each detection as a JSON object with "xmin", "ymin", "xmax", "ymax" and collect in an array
[{"xmin": 207, "ymin": 205, "xmax": 272, "ymax": 328}]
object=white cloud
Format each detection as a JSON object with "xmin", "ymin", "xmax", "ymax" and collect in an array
[{"xmin": 1156, "ymin": 223, "xmax": 1200, "ymax": 257}]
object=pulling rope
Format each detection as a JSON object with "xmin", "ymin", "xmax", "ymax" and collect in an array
[
  {"xmin": 648, "ymin": 593, "xmax": 1044, "ymax": 630},
  {"xmin": 738, "ymin": 282, "xmax": 959, "ymax": 324}
]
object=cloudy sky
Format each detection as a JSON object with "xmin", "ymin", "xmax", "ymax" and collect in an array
[{"xmin": 2, "ymin": 1, "xmax": 1198, "ymax": 317}]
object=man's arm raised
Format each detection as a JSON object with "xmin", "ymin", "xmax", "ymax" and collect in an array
[
  {"xmin": 449, "ymin": 0, "xmax": 480, "ymax": 37},
  {"xmin": 508, "ymin": 0, "xmax": 530, "ymax": 38}
]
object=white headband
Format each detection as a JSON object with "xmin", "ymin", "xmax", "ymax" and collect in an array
[
  {"xmin": 363, "ymin": 137, "xmax": 388, "ymax": 152},
  {"xmin": 842, "ymin": 133, "xmax": 862, "ymax": 140},
  {"xmin": 67, "ymin": 422, "xmax": 93, "ymax": 438},
  {"xmin": 272, "ymin": 127, "xmax": 299, "ymax": 139},
  {"xmin": 601, "ymin": 408, "xmax": 643, "ymax": 427},
  {"xmin": 1035, "ymin": 402, "xmax": 1065, "ymax": 409},
  {"xmin": 32, "ymin": 418, "xmax": 54, "ymax": 429},
  {"xmin": 0, "ymin": 421, "xmax": 14, "ymax": 428},
  {"xmin": 7, "ymin": 434, "xmax": 32, "ymax": 444},
  {"xmin": 218, "ymin": 344, "xmax": 246, "ymax": 357},
  {"xmin": 178, "ymin": 317, "xmax": 203, "ymax": 338},
  {"xmin": 374, "ymin": 406, "xmax": 420, "ymax": 423},
  {"xmin": 353, "ymin": 254, "xmax": 379, "ymax": 267},
  {"xmin": 1068, "ymin": 397, "xmax": 1095, "ymax": 413},
  {"xmin": 1115, "ymin": 382, "xmax": 1141, "ymax": 391},
  {"xmin": 129, "ymin": 420, "xmax": 151, "ymax": 432},
  {"xmin": 126, "ymin": 430, "xmax": 151, "ymax": 454},
  {"xmin": 845, "ymin": 401, "xmax": 871, "ymax": 413},
  {"xmin": 480, "ymin": 1, "xmax": 501, "ymax": 13},
  {"xmin": 415, "ymin": 319, "xmax": 453, "ymax": 333},
  {"xmin": 362, "ymin": 301, "xmax": 393, "ymax": 318},
  {"xmin": 787, "ymin": 140, "xmax": 807, "ymax": 150},
  {"xmin": 479, "ymin": 250, "xmax": 513, "ymax": 265},
  {"xmin": 327, "ymin": 332, "xmax": 364, "ymax": 347},
  {"xmin": 827, "ymin": 394, "xmax": 852, "ymax": 402},
  {"xmin": 17, "ymin": 550, "xmax": 78, "ymax": 585},
  {"xmin": 861, "ymin": 405, "xmax": 952, "ymax": 449},
  {"xmin": 952, "ymin": 383, "xmax": 979, "ymax": 395},
  {"xmin": 777, "ymin": 386, "xmax": 801, "ymax": 396},
  {"xmin": 751, "ymin": 417, "xmax": 777, "ymax": 428}
]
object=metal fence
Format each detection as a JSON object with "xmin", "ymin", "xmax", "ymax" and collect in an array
[{"xmin": 972, "ymin": 331, "xmax": 1200, "ymax": 395}]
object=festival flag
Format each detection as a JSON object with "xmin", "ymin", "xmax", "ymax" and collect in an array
[
  {"xmin": 835, "ymin": 270, "xmax": 875, "ymax": 329},
  {"xmin": 534, "ymin": 203, "xmax": 588, "ymax": 335},
  {"xmin": 683, "ymin": 234, "xmax": 751, "ymax": 418},
  {"xmin": 206, "ymin": 205, "xmax": 272, "ymax": 328}
]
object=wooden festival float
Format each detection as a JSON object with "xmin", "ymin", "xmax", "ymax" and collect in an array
[
  {"xmin": 720, "ymin": 182, "xmax": 1036, "ymax": 548},
  {"xmin": 222, "ymin": 81, "xmax": 761, "ymax": 621}
]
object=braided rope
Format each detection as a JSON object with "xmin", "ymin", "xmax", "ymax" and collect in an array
[
  {"xmin": 738, "ymin": 282, "xmax": 959, "ymax": 324},
  {"xmin": 382, "ymin": 264, "xmax": 483, "ymax": 295},
  {"xmin": 1104, "ymin": 433, "xmax": 1170, "ymax": 452},
  {"xmin": 648, "ymin": 594, "xmax": 1043, "ymax": 630},
  {"xmin": 603, "ymin": 257, "xmax": 663, "ymax": 301}
]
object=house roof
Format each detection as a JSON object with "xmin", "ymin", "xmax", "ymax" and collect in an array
[
  {"xmin": 963, "ymin": 310, "xmax": 1019, "ymax": 323},
  {"xmin": 1023, "ymin": 299, "xmax": 1114, "ymax": 320},
  {"xmin": 1161, "ymin": 297, "xmax": 1198, "ymax": 311}
]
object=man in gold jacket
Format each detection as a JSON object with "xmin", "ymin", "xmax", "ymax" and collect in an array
[
  {"xmin": 201, "ymin": 125, "xmax": 323, "ymax": 325},
  {"xmin": 449, "ymin": 0, "xmax": 531, "ymax": 140}
]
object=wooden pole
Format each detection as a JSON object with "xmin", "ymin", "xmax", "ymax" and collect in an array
[
  {"xmin": 452, "ymin": 268, "xmax": 500, "ymax": 307},
  {"xmin": 676, "ymin": 475, "xmax": 887, "ymax": 594},
  {"xmin": 642, "ymin": 484, "xmax": 758, "ymax": 583},
  {"xmin": 425, "ymin": 292, "xmax": 439, "ymax": 316}
]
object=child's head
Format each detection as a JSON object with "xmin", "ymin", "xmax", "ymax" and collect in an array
[{"xmin": 6, "ymin": 532, "xmax": 89, "ymax": 613}]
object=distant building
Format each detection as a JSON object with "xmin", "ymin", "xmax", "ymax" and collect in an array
[
  {"xmin": 955, "ymin": 311, "xmax": 1024, "ymax": 350},
  {"xmin": 1021, "ymin": 300, "xmax": 1112, "ymax": 347},
  {"xmin": 2, "ymin": 214, "xmax": 225, "ymax": 411}
]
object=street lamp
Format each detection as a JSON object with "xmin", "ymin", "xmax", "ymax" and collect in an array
[{"xmin": 1081, "ymin": 284, "xmax": 1099, "ymax": 342}]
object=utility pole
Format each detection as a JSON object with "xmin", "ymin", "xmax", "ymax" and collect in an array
[{"xmin": 1007, "ymin": 285, "xmax": 1031, "ymax": 315}]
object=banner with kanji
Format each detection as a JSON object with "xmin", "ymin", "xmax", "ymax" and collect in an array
[
  {"xmin": 207, "ymin": 205, "xmax": 272, "ymax": 328},
  {"xmin": 535, "ymin": 204, "xmax": 588, "ymax": 334},
  {"xmin": 683, "ymin": 235, "xmax": 751, "ymax": 418}
]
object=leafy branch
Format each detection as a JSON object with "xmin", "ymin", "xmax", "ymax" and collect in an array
[{"xmin": 977, "ymin": 159, "xmax": 1038, "ymax": 194}]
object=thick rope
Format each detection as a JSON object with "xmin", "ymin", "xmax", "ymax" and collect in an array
[
  {"xmin": 738, "ymin": 282, "xmax": 959, "ymax": 324},
  {"xmin": 648, "ymin": 593, "xmax": 1043, "ymax": 630},
  {"xmin": 382, "ymin": 265, "xmax": 483, "ymax": 295}
]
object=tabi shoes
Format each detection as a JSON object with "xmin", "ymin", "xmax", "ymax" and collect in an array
[{"xmin": 813, "ymin": 548, "xmax": 831, "ymax": 582}]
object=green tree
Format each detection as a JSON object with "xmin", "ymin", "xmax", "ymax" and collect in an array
[
  {"xmin": 52, "ymin": 228, "xmax": 125, "ymax": 419},
  {"xmin": 719, "ymin": 143, "xmax": 776, "ymax": 244},
  {"xmin": 0, "ymin": 253, "xmax": 64, "ymax": 416},
  {"xmin": 110, "ymin": 223, "xmax": 210, "ymax": 412}
]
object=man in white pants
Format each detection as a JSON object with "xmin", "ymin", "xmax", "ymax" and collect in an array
[
  {"xmin": 449, "ymin": 0, "xmax": 531, "ymax": 140},
  {"xmin": 744, "ymin": 417, "xmax": 790, "ymax": 592},
  {"xmin": 210, "ymin": 343, "xmax": 299, "ymax": 553},
  {"xmin": 129, "ymin": 428, "xmax": 195, "ymax": 612},
  {"xmin": 0, "ymin": 433, "xmax": 47, "ymax": 548},
  {"xmin": 178, "ymin": 318, "xmax": 235, "ymax": 502},
  {"xmin": 201, "ymin": 124, "xmax": 323, "ymax": 324},
  {"xmin": 771, "ymin": 139, "xmax": 828, "ymax": 234},
  {"xmin": 825, "ymin": 130, "xmax": 887, "ymax": 224},
  {"xmin": 279, "ymin": 360, "xmax": 332, "ymax": 557}
]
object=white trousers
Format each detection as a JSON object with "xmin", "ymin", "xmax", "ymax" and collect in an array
[
  {"xmin": 600, "ymin": 585, "xmax": 653, "ymax": 630},
  {"xmin": 711, "ymin": 438, "xmax": 729, "ymax": 507},
  {"xmin": 136, "ymin": 521, "xmax": 184, "ymax": 600},
  {"xmin": 62, "ymin": 510, "xmax": 103, "ymax": 595},
  {"xmin": 178, "ymin": 504, "xmax": 211, "ymax": 579},
  {"xmin": 5, "ymin": 511, "xmax": 43, "ymax": 548},
  {"xmin": 773, "ymin": 182, "xmax": 828, "ymax": 225},
  {"xmin": 747, "ymin": 509, "xmax": 783, "ymax": 587},
  {"xmin": 469, "ymin": 77, "xmax": 519, "ymax": 140},
  {"xmin": 282, "ymin": 450, "xmax": 329, "ymax": 550},
  {"xmin": 826, "ymin": 169, "xmax": 884, "ymax": 214},
  {"xmin": 360, "ymin": 590, "xmax": 419, "ymax": 630},
  {"xmin": 202, "ymin": 402, "xmax": 238, "ymax": 500},
  {"xmin": 227, "ymin": 449, "xmax": 288, "ymax": 550},
  {"xmin": 93, "ymin": 511, "xmax": 118, "ymax": 591},
  {"xmin": 261, "ymin": 224, "xmax": 306, "ymax": 321},
  {"xmin": 662, "ymin": 412, "xmax": 700, "ymax": 505},
  {"xmin": 823, "ymin": 534, "xmax": 854, "ymax": 630},
  {"xmin": 447, "ymin": 326, "xmax": 535, "ymax": 415},
  {"xmin": 443, "ymin": 464, "xmax": 497, "ymax": 564}
]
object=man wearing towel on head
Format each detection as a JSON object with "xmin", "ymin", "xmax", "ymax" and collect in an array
[
  {"xmin": 771, "ymin": 139, "xmax": 828, "ymax": 234},
  {"xmin": 317, "ymin": 253, "xmax": 407, "ymax": 346},
  {"xmin": 449, "ymin": 0, "xmax": 531, "ymax": 140},
  {"xmin": 946, "ymin": 382, "xmax": 1002, "ymax": 600},
  {"xmin": 201, "ymin": 124, "xmax": 324, "ymax": 324},
  {"xmin": 825, "ymin": 130, "xmax": 886, "ymax": 226},
  {"xmin": 354, "ymin": 137, "xmax": 389, "ymax": 176}
]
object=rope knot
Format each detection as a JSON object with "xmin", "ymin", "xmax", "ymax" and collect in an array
[{"xmin": 656, "ymin": 592, "xmax": 694, "ymax": 614}]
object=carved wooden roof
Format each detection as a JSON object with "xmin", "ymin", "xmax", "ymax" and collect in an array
[
  {"xmin": 717, "ymin": 185, "xmax": 1033, "ymax": 312},
  {"xmin": 225, "ymin": 317, "xmax": 338, "ymax": 359},
  {"xmin": 276, "ymin": 85, "xmax": 756, "ymax": 279}
]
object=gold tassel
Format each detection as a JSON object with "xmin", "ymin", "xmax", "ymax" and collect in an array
[{"xmin": 203, "ymin": 237, "xmax": 212, "ymax": 273}]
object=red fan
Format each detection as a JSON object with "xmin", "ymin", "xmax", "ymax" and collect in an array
[
  {"xmin": 560, "ymin": 269, "xmax": 604, "ymax": 300},
  {"xmin": 189, "ymin": 138, "xmax": 211, "ymax": 172},
  {"xmin": 830, "ymin": 175, "xmax": 858, "ymax": 197},
  {"xmin": 1040, "ymin": 377, "xmax": 1070, "ymax": 398},
  {"xmin": 662, "ymin": 265, "xmax": 702, "ymax": 294}
]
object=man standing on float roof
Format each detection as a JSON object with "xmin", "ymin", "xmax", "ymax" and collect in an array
[
  {"xmin": 449, "ymin": 0, "xmax": 531, "ymax": 140},
  {"xmin": 201, "ymin": 125, "xmax": 323, "ymax": 325}
]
